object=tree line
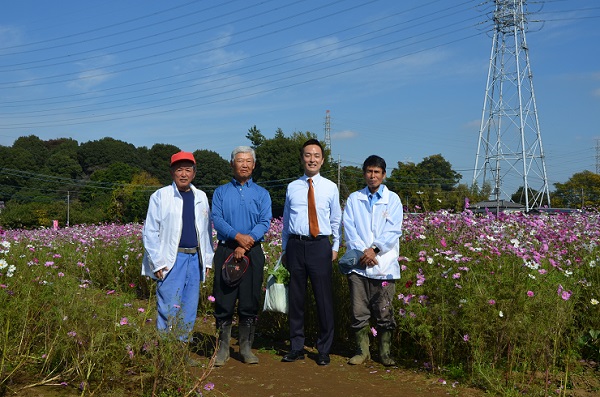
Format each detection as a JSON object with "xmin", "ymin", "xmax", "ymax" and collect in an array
[{"xmin": 0, "ymin": 128, "xmax": 597, "ymax": 229}]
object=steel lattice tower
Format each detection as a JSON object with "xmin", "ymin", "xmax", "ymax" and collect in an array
[
  {"xmin": 472, "ymin": 0, "xmax": 550, "ymax": 211},
  {"xmin": 324, "ymin": 109, "xmax": 332, "ymax": 162}
]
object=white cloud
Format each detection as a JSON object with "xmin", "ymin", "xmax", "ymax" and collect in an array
[
  {"xmin": 332, "ymin": 130, "xmax": 357, "ymax": 139},
  {"xmin": 68, "ymin": 54, "xmax": 117, "ymax": 91},
  {"xmin": 0, "ymin": 26, "xmax": 23, "ymax": 52}
]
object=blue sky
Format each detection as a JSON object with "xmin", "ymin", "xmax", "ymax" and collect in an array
[{"xmin": 1, "ymin": 0, "xmax": 598, "ymax": 195}]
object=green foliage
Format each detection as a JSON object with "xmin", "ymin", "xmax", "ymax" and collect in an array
[
  {"xmin": 0, "ymin": 225, "xmax": 214, "ymax": 396},
  {"xmin": 144, "ymin": 143, "xmax": 182, "ymax": 185},
  {"xmin": 552, "ymin": 170, "xmax": 600, "ymax": 209},
  {"xmin": 267, "ymin": 263, "xmax": 290, "ymax": 284},
  {"xmin": 194, "ymin": 149, "xmax": 231, "ymax": 200},
  {"xmin": 249, "ymin": 128, "xmax": 324, "ymax": 217},
  {"xmin": 0, "ymin": 133, "xmax": 593, "ymax": 229},
  {"xmin": 77, "ymin": 137, "xmax": 140, "ymax": 175}
]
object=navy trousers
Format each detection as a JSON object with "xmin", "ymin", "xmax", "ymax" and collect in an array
[{"xmin": 287, "ymin": 237, "xmax": 334, "ymax": 354}]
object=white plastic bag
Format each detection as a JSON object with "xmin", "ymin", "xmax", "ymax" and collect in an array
[{"xmin": 263, "ymin": 257, "xmax": 289, "ymax": 314}]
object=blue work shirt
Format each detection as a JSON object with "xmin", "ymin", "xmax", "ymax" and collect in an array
[{"xmin": 211, "ymin": 178, "xmax": 272, "ymax": 242}]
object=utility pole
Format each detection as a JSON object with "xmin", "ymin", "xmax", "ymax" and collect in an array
[
  {"xmin": 67, "ymin": 191, "xmax": 70, "ymax": 227},
  {"xmin": 596, "ymin": 139, "xmax": 600, "ymax": 175},
  {"xmin": 472, "ymin": 0, "xmax": 551, "ymax": 211}
]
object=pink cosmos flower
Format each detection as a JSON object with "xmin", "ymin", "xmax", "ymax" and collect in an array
[
  {"xmin": 488, "ymin": 299, "xmax": 496, "ymax": 305},
  {"xmin": 138, "ymin": 308, "xmax": 145, "ymax": 313},
  {"xmin": 208, "ymin": 295, "xmax": 216, "ymax": 302},
  {"xmin": 527, "ymin": 291, "xmax": 534, "ymax": 297},
  {"xmin": 120, "ymin": 317, "xmax": 129, "ymax": 326},
  {"xmin": 370, "ymin": 327, "xmax": 377, "ymax": 337},
  {"xmin": 381, "ymin": 281, "xmax": 389, "ymax": 287},
  {"xmin": 203, "ymin": 382, "xmax": 215, "ymax": 391},
  {"xmin": 463, "ymin": 334, "xmax": 469, "ymax": 342},
  {"xmin": 106, "ymin": 290, "xmax": 115, "ymax": 295}
]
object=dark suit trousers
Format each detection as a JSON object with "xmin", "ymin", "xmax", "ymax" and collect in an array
[{"xmin": 287, "ymin": 237, "xmax": 334, "ymax": 354}]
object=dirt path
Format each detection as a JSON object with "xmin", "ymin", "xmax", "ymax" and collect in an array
[{"xmin": 198, "ymin": 335, "xmax": 486, "ymax": 397}]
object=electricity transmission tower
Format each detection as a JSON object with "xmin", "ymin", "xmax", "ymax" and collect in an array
[
  {"xmin": 324, "ymin": 109, "xmax": 332, "ymax": 162},
  {"xmin": 472, "ymin": 0, "xmax": 551, "ymax": 211}
]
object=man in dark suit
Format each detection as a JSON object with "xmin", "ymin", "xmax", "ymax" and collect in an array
[{"xmin": 281, "ymin": 139, "xmax": 342, "ymax": 366}]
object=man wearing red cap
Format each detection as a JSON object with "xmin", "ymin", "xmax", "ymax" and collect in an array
[{"xmin": 142, "ymin": 151, "xmax": 214, "ymax": 346}]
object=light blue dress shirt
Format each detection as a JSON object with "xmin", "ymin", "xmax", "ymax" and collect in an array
[{"xmin": 282, "ymin": 173, "xmax": 342, "ymax": 251}]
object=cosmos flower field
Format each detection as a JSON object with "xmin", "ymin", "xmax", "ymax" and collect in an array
[{"xmin": 0, "ymin": 210, "xmax": 598, "ymax": 395}]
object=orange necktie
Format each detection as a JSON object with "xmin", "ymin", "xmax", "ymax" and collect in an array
[{"xmin": 307, "ymin": 178, "xmax": 320, "ymax": 237}]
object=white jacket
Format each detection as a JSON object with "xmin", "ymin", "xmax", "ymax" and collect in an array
[
  {"xmin": 343, "ymin": 185, "xmax": 403, "ymax": 280},
  {"xmin": 141, "ymin": 182, "xmax": 214, "ymax": 280}
]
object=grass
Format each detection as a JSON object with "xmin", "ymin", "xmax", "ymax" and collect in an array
[{"xmin": 1, "ymin": 210, "xmax": 599, "ymax": 396}]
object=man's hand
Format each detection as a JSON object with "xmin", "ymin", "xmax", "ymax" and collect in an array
[
  {"xmin": 235, "ymin": 233, "xmax": 255, "ymax": 251},
  {"xmin": 331, "ymin": 250, "xmax": 338, "ymax": 262},
  {"xmin": 233, "ymin": 246, "xmax": 246, "ymax": 260},
  {"xmin": 154, "ymin": 267, "xmax": 167, "ymax": 280},
  {"xmin": 360, "ymin": 248, "xmax": 378, "ymax": 267}
]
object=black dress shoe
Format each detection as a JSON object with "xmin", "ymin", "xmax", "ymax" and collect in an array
[
  {"xmin": 282, "ymin": 350, "xmax": 305, "ymax": 362},
  {"xmin": 316, "ymin": 353, "xmax": 330, "ymax": 366}
]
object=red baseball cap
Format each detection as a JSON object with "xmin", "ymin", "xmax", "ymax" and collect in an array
[{"xmin": 170, "ymin": 151, "xmax": 196, "ymax": 166}]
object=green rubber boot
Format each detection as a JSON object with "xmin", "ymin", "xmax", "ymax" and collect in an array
[
  {"xmin": 214, "ymin": 323, "xmax": 231, "ymax": 367},
  {"xmin": 348, "ymin": 326, "xmax": 371, "ymax": 365},
  {"xmin": 379, "ymin": 329, "xmax": 396, "ymax": 367},
  {"xmin": 239, "ymin": 324, "xmax": 259, "ymax": 364}
]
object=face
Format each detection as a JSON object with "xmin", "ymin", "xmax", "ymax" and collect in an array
[
  {"xmin": 301, "ymin": 144, "xmax": 324, "ymax": 177},
  {"xmin": 170, "ymin": 160, "xmax": 196, "ymax": 191},
  {"xmin": 364, "ymin": 166, "xmax": 385, "ymax": 193},
  {"xmin": 232, "ymin": 152, "xmax": 255, "ymax": 182}
]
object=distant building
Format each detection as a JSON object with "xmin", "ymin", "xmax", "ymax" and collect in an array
[{"xmin": 472, "ymin": 200, "xmax": 525, "ymax": 215}]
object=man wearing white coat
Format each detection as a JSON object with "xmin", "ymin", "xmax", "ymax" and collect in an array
[
  {"xmin": 342, "ymin": 154, "xmax": 403, "ymax": 366},
  {"xmin": 142, "ymin": 151, "xmax": 215, "ymax": 343}
]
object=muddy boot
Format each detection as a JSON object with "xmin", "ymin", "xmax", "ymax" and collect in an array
[
  {"xmin": 348, "ymin": 326, "xmax": 370, "ymax": 365},
  {"xmin": 378, "ymin": 329, "xmax": 396, "ymax": 367},
  {"xmin": 214, "ymin": 322, "xmax": 231, "ymax": 367},
  {"xmin": 239, "ymin": 323, "xmax": 259, "ymax": 364}
]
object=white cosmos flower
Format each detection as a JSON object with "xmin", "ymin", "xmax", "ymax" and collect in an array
[
  {"xmin": 591, "ymin": 299, "xmax": 599, "ymax": 306},
  {"xmin": 0, "ymin": 258, "xmax": 8, "ymax": 270},
  {"xmin": 499, "ymin": 311, "xmax": 504, "ymax": 318}
]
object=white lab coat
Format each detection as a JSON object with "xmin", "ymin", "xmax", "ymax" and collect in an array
[
  {"xmin": 141, "ymin": 182, "xmax": 214, "ymax": 280},
  {"xmin": 343, "ymin": 185, "xmax": 403, "ymax": 280}
]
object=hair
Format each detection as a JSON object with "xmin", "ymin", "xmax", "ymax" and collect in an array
[
  {"xmin": 362, "ymin": 155, "xmax": 386, "ymax": 174},
  {"xmin": 300, "ymin": 139, "xmax": 325, "ymax": 157},
  {"xmin": 230, "ymin": 146, "xmax": 256, "ymax": 163}
]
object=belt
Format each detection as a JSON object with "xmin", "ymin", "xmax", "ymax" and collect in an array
[
  {"xmin": 289, "ymin": 234, "xmax": 329, "ymax": 241},
  {"xmin": 177, "ymin": 247, "xmax": 198, "ymax": 254},
  {"xmin": 218, "ymin": 240, "xmax": 262, "ymax": 249}
]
